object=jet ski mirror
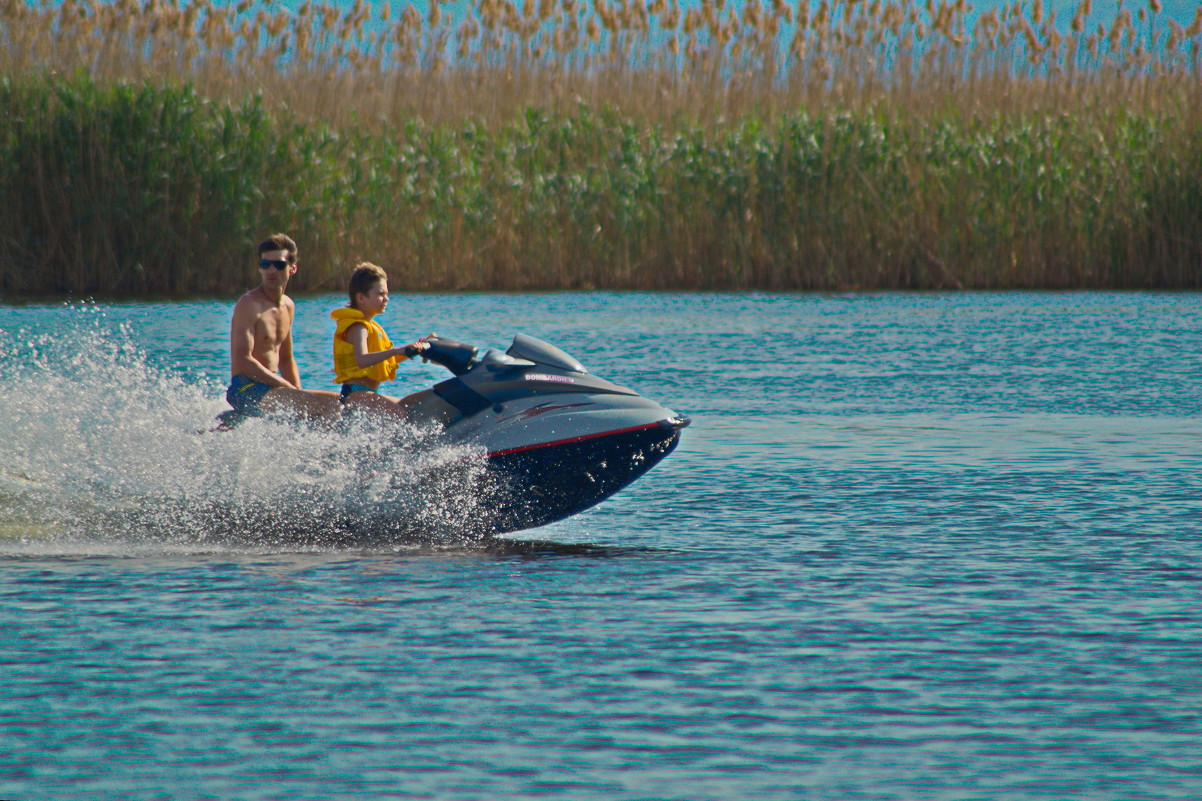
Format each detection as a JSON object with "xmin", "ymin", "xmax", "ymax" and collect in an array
[{"xmin": 410, "ymin": 337, "xmax": 479, "ymax": 376}]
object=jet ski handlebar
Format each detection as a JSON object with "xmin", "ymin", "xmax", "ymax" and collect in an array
[{"xmin": 406, "ymin": 336, "xmax": 478, "ymax": 375}]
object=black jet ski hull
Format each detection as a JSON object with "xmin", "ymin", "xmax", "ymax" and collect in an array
[{"xmin": 479, "ymin": 418, "xmax": 685, "ymax": 534}]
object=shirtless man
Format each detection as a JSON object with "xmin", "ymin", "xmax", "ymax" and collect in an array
[{"xmin": 225, "ymin": 233, "xmax": 341, "ymax": 420}]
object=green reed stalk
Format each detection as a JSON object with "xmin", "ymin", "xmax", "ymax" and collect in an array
[
  {"xmin": 1, "ymin": 75, "xmax": 1200, "ymax": 294},
  {"xmin": 1, "ymin": 0, "xmax": 1200, "ymax": 294}
]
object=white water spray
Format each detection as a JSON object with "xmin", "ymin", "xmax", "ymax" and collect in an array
[{"xmin": 0, "ymin": 306, "xmax": 490, "ymax": 552}]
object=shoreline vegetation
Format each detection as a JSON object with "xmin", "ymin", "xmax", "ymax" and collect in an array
[{"xmin": 1, "ymin": 0, "xmax": 1200, "ymax": 295}]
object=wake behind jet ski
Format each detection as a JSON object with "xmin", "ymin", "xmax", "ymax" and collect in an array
[{"xmin": 217, "ymin": 333, "xmax": 689, "ymax": 535}]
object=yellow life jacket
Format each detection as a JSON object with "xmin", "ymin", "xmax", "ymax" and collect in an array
[{"xmin": 331, "ymin": 307, "xmax": 398, "ymax": 384}]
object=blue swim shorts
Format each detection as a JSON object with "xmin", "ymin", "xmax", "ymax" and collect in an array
[
  {"xmin": 340, "ymin": 383, "xmax": 377, "ymax": 403},
  {"xmin": 226, "ymin": 375, "xmax": 274, "ymax": 416}
]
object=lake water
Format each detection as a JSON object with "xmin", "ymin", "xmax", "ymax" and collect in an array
[{"xmin": 1, "ymin": 291, "xmax": 1200, "ymax": 799}]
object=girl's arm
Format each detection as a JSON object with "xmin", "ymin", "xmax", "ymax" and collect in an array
[{"xmin": 345, "ymin": 323, "xmax": 426, "ymax": 369}]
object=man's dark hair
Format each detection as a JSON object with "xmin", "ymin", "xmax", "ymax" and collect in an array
[{"xmin": 258, "ymin": 233, "xmax": 298, "ymax": 262}]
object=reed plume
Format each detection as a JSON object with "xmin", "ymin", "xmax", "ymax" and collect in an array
[{"xmin": 0, "ymin": 0, "xmax": 1199, "ymax": 294}]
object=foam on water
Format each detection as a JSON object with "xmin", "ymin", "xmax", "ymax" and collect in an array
[{"xmin": 0, "ymin": 306, "xmax": 490, "ymax": 553}]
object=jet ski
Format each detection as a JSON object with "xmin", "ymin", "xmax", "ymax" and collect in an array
[
  {"xmin": 218, "ymin": 334, "xmax": 690, "ymax": 534},
  {"xmin": 400, "ymin": 333, "xmax": 689, "ymax": 533}
]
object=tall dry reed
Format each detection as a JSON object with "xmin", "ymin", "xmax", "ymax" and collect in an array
[
  {"xmin": 1, "ymin": 0, "xmax": 1200, "ymax": 293},
  {"xmin": 4, "ymin": 0, "xmax": 1199, "ymax": 126}
]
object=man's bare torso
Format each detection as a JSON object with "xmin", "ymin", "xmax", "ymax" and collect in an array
[{"xmin": 233, "ymin": 288, "xmax": 293, "ymax": 375}]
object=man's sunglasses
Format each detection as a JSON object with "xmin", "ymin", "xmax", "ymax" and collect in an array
[{"xmin": 259, "ymin": 259, "xmax": 292, "ymax": 270}]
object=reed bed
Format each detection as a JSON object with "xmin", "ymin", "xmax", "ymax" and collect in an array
[{"xmin": 1, "ymin": 0, "xmax": 1200, "ymax": 294}]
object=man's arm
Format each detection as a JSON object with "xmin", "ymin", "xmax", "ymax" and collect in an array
[
  {"xmin": 278, "ymin": 330, "xmax": 303, "ymax": 389},
  {"xmin": 229, "ymin": 299, "xmax": 294, "ymax": 388}
]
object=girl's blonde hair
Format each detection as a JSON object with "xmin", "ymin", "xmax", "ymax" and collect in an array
[{"xmin": 348, "ymin": 262, "xmax": 387, "ymax": 307}]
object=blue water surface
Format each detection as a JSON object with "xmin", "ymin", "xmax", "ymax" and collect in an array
[{"xmin": 1, "ymin": 291, "xmax": 1200, "ymax": 799}]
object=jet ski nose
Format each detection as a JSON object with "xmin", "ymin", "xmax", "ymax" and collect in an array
[{"xmin": 662, "ymin": 415, "xmax": 691, "ymax": 430}]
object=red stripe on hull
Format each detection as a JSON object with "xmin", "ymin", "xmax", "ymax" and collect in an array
[{"xmin": 487, "ymin": 422, "xmax": 666, "ymax": 458}]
